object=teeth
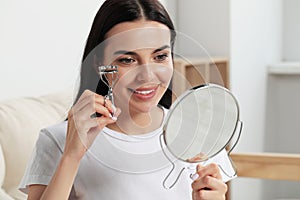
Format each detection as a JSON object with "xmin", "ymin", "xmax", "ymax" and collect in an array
[{"xmin": 134, "ymin": 89, "xmax": 154, "ymax": 95}]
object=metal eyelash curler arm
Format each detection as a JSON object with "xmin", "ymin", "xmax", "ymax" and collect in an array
[{"xmin": 98, "ymin": 65, "xmax": 119, "ymax": 110}]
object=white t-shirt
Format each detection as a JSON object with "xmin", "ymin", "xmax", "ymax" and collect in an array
[{"xmin": 19, "ymin": 113, "xmax": 236, "ymax": 199}]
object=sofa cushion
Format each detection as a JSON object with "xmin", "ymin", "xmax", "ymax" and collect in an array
[
  {"xmin": 0, "ymin": 143, "xmax": 13, "ymax": 200},
  {"xmin": 0, "ymin": 89, "xmax": 72, "ymax": 199}
]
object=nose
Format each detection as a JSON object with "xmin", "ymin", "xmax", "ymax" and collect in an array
[{"xmin": 136, "ymin": 63, "xmax": 155, "ymax": 82}]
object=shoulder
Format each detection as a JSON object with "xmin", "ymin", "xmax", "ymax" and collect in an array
[
  {"xmin": 43, "ymin": 120, "xmax": 68, "ymax": 137},
  {"xmin": 37, "ymin": 121, "xmax": 68, "ymax": 153},
  {"xmin": 19, "ymin": 121, "xmax": 68, "ymax": 193}
]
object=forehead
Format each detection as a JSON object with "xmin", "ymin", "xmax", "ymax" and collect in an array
[{"xmin": 104, "ymin": 20, "xmax": 171, "ymax": 52}]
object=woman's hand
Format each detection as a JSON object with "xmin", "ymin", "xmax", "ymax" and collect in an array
[
  {"xmin": 191, "ymin": 163, "xmax": 228, "ymax": 200},
  {"xmin": 64, "ymin": 90, "xmax": 121, "ymax": 161}
]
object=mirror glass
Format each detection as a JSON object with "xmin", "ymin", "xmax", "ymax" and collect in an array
[{"xmin": 163, "ymin": 84, "xmax": 240, "ymax": 162}]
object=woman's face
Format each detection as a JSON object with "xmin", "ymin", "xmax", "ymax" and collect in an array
[{"xmin": 102, "ymin": 20, "xmax": 173, "ymax": 114}]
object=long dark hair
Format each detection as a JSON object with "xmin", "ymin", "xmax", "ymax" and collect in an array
[{"xmin": 75, "ymin": 0, "xmax": 176, "ymax": 108}]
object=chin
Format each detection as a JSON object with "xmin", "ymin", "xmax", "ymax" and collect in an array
[{"xmin": 130, "ymin": 102, "xmax": 158, "ymax": 114}]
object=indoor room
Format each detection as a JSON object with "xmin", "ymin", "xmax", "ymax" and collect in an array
[{"xmin": 1, "ymin": 0, "xmax": 299, "ymax": 199}]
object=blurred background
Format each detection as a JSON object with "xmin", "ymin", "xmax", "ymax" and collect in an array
[{"xmin": 1, "ymin": 0, "xmax": 299, "ymax": 199}]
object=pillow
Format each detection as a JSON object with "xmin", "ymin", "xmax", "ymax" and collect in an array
[{"xmin": 0, "ymin": 88, "xmax": 73, "ymax": 199}]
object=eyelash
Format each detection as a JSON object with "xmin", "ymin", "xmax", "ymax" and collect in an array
[
  {"xmin": 117, "ymin": 57, "xmax": 135, "ymax": 65},
  {"xmin": 154, "ymin": 53, "xmax": 168, "ymax": 62},
  {"xmin": 116, "ymin": 53, "xmax": 169, "ymax": 65}
]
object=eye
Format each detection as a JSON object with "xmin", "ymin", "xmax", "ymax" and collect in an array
[
  {"xmin": 154, "ymin": 53, "xmax": 169, "ymax": 62},
  {"xmin": 117, "ymin": 57, "xmax": 136, "ymax": 65}
]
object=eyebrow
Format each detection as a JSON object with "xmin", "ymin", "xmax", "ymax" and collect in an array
[{"xmin": 113, "ymin": 45, "xmax": 171, "ymax": 55}]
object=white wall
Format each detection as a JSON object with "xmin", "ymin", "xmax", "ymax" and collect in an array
[
  {"xmin": 230, "ymin": 0, "xmax": 282, "ymax": 199},
  {"xmin": 230, "ymin": 0, "xmax": 283, "ymax": 153},
  {"xmin": 0, "ymin": 0, "xmax": 103, "ymax": 101},
  {"xmin": 175, "ymin": 0, "xmax": 230, "ymax": 57},
  {"xmin": 160, "ymin": 0, "xmax": 177, "ymax": 28},
  {"xmin": 264, "ymin": 68, "xmax": 300, "ymax": 199},
  {"xmin": 282, "ymin": 0, "xmax": 300, "ymax": 61}
]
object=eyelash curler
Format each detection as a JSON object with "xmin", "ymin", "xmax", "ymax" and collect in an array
[{"xmin": 98, "ymin": 65, "xmax": 119, "ymax": 115}]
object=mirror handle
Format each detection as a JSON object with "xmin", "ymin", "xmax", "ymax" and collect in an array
[
  {"xmin": 159, "ymin": 134, "xmax": 186, "ymax": 189},
  {"xmin": 162, "ymin": 165, "xmax": 185, "ymax": 190}
]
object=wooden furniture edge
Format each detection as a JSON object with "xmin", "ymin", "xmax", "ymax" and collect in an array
[{"xmin": 231, "ymin": 152, "xmax": 300, "ymax": 181}]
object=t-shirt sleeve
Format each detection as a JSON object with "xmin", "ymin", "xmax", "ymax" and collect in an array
[
  {"xmin": 18, "ymin": 129, "xmax": 63, "ymax": 194},
  {"xmin": 204, "ymin": 149, "xmax": 237, "ymax": 182}
]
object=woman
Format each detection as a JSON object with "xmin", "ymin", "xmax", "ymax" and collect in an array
[{"xmin": 19, "ymin": 0, "xmax": 231, "ymax": 199}]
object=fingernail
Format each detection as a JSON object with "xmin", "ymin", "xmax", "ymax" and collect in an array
[
  {"xmin": 111, "ymin": 116, "xmax": 117, "ymax": 121},
  {"xmin": 112, "ymin": 104, "xmax": 117, "ymax": 113},
  {"xmin": 109, "ymin": 113, "xmax": 113, "ymax": 118},
  {"xmin": 190, "ymin": 173, "xmax": 199, "ymax": 181}
]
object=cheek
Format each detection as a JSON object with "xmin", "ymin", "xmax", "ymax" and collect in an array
[
  {"xmin": 156, "ymin": 66, "xmax": 173, "ymax": 86},
  {"xmin": 112, "ymin": 69, "xmax": 132, "ymax": 94},
  {"xmin": 114, "ymin": 68, "xmax": 132, "ymax": 87}
]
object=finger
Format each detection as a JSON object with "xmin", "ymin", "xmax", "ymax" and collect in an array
[
  {"xmin": 75, "ymin": 92, "xmax": 116, "ymax": 118},
  {"xmin": 196, "ymin": 163, "xmax": 222, "ymax": 180},
  {"xmin": 73, "ymin": 98, "xmax": 113, "ymax": 120},
  {"xmin": 187, "ymin": 152, "xmax": 207, "ymax": 162},
  {"xmin": 192, "ymin": 189, "xmax": 226, "ymax": 200},
  {"xmin": 103, "ymin": 98, "xmax": 116, "ymax": 114},
  {"xmin": 95, "ymin": 115, "xmax": 117, "ymax": 128},
  {"xmin": 114, "ymin": 108, "xmax": 122, "ymax": 118},
  {"xmin": 94, "ymin": 103, "xmax": 113, "ymax": 118},
  {"xmin": 74, "ymin": 114, "xmax": 117, "ymax": 136},
  {"xmin": 86, "ymin": 115, "xmax": 117, "ymax": 132},
  {"xmin": 94, "ymin": 93, "xmax": 107, "ymax": 107},
  {"xmin": 77, "ymin": 89, "xmax": 94, "ymax": 103},
  {"xmin": 74, "ymin": 92, "xmax": 98, "ymax": 113},
  {"xmin": 192, "ymin": 176, "xmax": 227, "ymax": 192},
  {"xmin": 86, "ymin": 116, "xmax": 118, "ymax": 137},
  {"xmin": 93, "ymin": 94, "xmax": 118, "ymax": 116},
  {"xmin": 75, "ymin": 92, "xmax": 108, "ymax": 114}
]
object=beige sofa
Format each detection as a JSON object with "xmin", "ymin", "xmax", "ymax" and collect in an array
[{"xmin": 0, "ymin": 89, "xmax": 73, "ymax": 199}]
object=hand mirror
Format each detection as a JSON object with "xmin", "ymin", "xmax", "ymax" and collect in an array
[{"xmin": 161, "ymin": 84, "xmax": 242, "ymax": 189}]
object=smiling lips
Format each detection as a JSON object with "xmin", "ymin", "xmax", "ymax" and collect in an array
[{"xmin": 130, "ymin": 85, "xmax": 159, "ymax": 100}]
